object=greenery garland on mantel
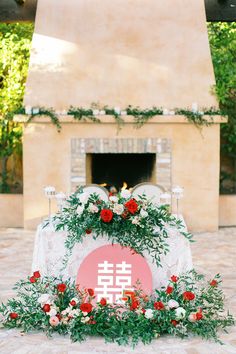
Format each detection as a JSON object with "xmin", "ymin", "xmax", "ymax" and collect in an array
[{"xmin": 15, "ymin": 105, "xmax": 224, "ymax": 132}]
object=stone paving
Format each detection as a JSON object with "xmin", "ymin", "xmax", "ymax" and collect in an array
[{"xmin": 0, "ymin": 227, "xmax": 235, "ymax": 354}]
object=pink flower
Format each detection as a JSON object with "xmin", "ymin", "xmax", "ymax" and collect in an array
[{"xmin": 49, "ymin": 316, "xmax": 60, "ymax": 327}]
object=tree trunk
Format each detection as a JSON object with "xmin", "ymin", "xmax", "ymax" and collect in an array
[{"xmin": 0, "ymin": 156, "xmax": 9, "ymax": 193}]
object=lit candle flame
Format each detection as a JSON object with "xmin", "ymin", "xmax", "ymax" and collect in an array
[
  {"xmin": 121, "ymin": 182, "xmax": 128, "ymax": 190},
  {"xmin": 99, "ymin": 183, "xmax": 107, "ymax": 187}
]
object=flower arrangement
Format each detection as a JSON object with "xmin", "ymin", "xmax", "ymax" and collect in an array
[
  {"xmin": 53, "ymin": 188, "xmax": 192, "ymax": 267},
  {"xmin": 0, "ymin": 270, "xmax": 233, "ymax": 346}
]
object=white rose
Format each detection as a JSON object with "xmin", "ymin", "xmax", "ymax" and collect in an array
[
  {"xmin": 78, "ymin": 192, "xmax": 89, "ymax": 204},
  {"xmin": 61, "ymin": 308, "xmax": 70, "ymax": 316},
  {"xmin": 113, "ymin": 203, "xmax": 124, "ymax": 215},
  {"xmin": 168, "ymin": 300, "xmax": 179, "ymax": 309},
  {"xmin": 38, "ymin": 294, "xmax": 52, "ymax": 305},
  {"xmin": 82, "ymin": 311, "xmax": 88, "ymax": 316},
  {"xmin": 140, "ymin": 209, "xmax": 148, "ymax": 218},
  {"xmin": 81, "ymin": 316, "xmax": 90, "ymax": 323},
  {"xmin": 132, "ymin": 216, "xmax": 140, "ymax": 225},
  {"xmin": 145, "ymin": 309, "xmax": 154, "ymax": 319},
  {"xmin": 109, "ymin": 196, "xmax": 118, "ymax": 203},
  {"xmin": 188, "ymin": 313, "xmax": 197, "ymax": 322},
  {"xmin": 120, "ymin": 189, "xmax": 131, "ymax": 199},
  {"xmin": 48, "ymin": 308, "xmax": 57, "ymax": 317},
  {"xmin": 68, "ymin": 309, "xmax": 80, "ymax": 318},
  {"xmin": 175, "ymin": 307, "xmax": 186, "ymax": 320},
  {"xmin": 88, "ymin": 203, "xmax": 99, "ymax": 213},
  {"xmin": 76, "ymin": 205, "xmax": 84, "ymax": 216}
]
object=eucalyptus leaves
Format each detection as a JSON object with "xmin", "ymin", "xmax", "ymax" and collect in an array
[{"xmin": 53, "ymin": 188, "xmax": 192, "ymax": 267}]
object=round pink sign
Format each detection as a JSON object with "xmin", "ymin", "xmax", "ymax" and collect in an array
[{"xmin": 76, "ymin": 244, "xmax": 152, "ymax": 303}]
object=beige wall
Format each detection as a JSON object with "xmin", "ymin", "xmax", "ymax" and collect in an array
[
  {"xmin": 0, "ymin": 194, "xmax": 23, "ymax": 228},
  {"xmin": 24, "ymin": 0, "xmax": 217, "ymax": 109},
  {"xmin": 219, "ymin": 195, "xmax": 236, "ymax": 227},
  {"xmin": 22, "ymin": 118, "xmax": 221, "ymax": 232}
]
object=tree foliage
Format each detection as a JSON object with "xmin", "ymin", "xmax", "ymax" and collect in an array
[
  {"xmin": 208, "ymin": 22, "xmax": 236, "ymax": 193},
  {"xmin": 0, "ymin": 23, "xmax": 33, "ymax": 192}
]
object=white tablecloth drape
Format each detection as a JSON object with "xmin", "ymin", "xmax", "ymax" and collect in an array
[{"xmin": 32, "ymin": 215, "xmax": 193, "ymax": 290}]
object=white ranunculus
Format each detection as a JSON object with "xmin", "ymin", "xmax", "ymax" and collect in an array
[
  {"xmin": 132, "ymin": 216, "xmax": 140, "ymax": 225},
  {"xmin": 81, "ymin": 316, "xmax": 90, "ymax": 323},
  {"xmin": 175, "ymin": 307, "xmax": 186, "ymax": 320},
  {"xmin": 68, "ymin": 309, "xmax": 80, "ymax": 318},
  {"xmin": 88, "ymin": 203, "xmax": 99, "ymax": 213},
  {"xmin": 145, "ymin": 309, "xmax": 154, "ymax": 319},
  {"xmin": 140, "ymin": 209, "xmax": 148, "ymax": 218},
  {"xmin": 38, "ymin": 294, "xmax": 51, "ymax": 305},
  {"xmin": 109, "ymin": 195, "xmax": 118, "ymax": 203},
  {"xmin": 168, "ymin": 299, "xmax": 179, "ymax": 309},
  {"xmin": 76, "ymin": 205, "xmax": 84, "ymax": 216},
  {"xmin": 48, "ymin": 308, "xmax": 57, "ymax": 317},
  {"xmin": 78, "ymin": 192, "xmax": 89, "ymax": 204},
  {"xmin": 61, "ymin": 308, "xmax": 70, "ymax": 316},
  {"xmin": 113, "ymin": 203, "xmax": 124, "ymax": 215},
  {"xmin": 120, "ymin": 189, "xmax": 131, "ymax": 199}
]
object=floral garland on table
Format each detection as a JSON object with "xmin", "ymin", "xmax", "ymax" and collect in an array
[
  {"xmin": 0, "ymin": 270, "xmax": 234, "ymax": 345},
  {"xmin": 53, "ymin": 188, "xmax": 192, "ymax": 267}
]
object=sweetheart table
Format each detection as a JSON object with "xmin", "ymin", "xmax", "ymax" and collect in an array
[{"xmin": 32, "ymin": 215, "xmax": 192, "ymax": 292}]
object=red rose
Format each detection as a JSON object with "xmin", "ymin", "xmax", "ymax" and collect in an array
[
  {"xmin": 171, "ymin": 319, "xmax": 179, "ymax": 326},
  {"xmin": 33, "ymin": 271, "xmax": 41, "ymax": 278},
  {"xmin": 142, "ymin": 308, "xmax": 146, "ymax": 314},
  {"xmin": 29, "ymin": 276, "xmax": 36, "ymax": 283},
  {"xmin": 87, "ymin": 288, "xmax": 94, "ymax": 296},
  {"xmin": 85, "ymin": 229, "xmax": 92, "ymax": 234},
  {"xmin": 100, "ymin": 298, "xmax": 107, "ymax": 306},
  {"xmin": 183, "ymin": 291, "xmax": 195, "ymax": 301},
  {"xmin": 124, "ymin": 199, "xmax": 138, "ymax": 214},
  {"xmin": 70, "ymin": 300, "xmax": 77, "ymax": 307},
  {"xmin": 56, "ymin": 313, "xmax": 62, "ymax": 321},
  {"xmin": 196, "ymin": 312, "xmax": 203, "ymax": 320},
  {"xmin": 154, "ymin": 301, "xmax": 165, "ymax": 310},
  {"xmin": 42, "ymin": 304, "xmax": 51, "ymax": 313},
  {"xmin": 171, "ymin": 275, "xmax": 179, "ymax": 283},
  {"xmin": 80, "ymin": 303, "xmax": 93, "ymax": 313},
  {"xmin": 100, "ymin": 209, "xmax": 113, "ymax": 223},
  {"xmin": 9, "ymin": 312, "xmax": 18, "ymax": 319},
  {"xmin": 210, "ymin": 279, "xmax": 218, "ymax": 287},
  {"xmin": 57, "ymin": 283, "xmax": 67, "ymax": 293},
  {"xmin": 166, "ymin": 286, "xmax": 173, "ymax": 295},
  {"xmin": 130, "ymin": 300, "xmax": 139, "ymax": 310}
]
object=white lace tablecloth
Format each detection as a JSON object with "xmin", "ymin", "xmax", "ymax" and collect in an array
[{"xmin": 32, "ymin": 216, "xmax": 193, "ymax": 290}]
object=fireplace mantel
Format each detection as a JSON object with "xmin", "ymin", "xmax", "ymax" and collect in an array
[{"xmin": 14, "ymin": 115, "xmax": 227, "ymax": 125}]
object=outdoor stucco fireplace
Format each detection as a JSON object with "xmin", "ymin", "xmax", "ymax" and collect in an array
[{"xmin": 15, "ymin": 0, "xmax": 226, "ymax": 232}]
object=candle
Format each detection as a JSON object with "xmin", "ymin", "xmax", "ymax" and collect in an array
[
  {"xmin": 121, "ymin": 111, "xmax": 127, "ymax": 116},
  {"xmin": 25, "ymin": 106, "xmax": 32, "ymax": 115},
  {"xmin": 92, "ymin": 109, "xmax": 100, "ymax": 116},
  {"xmin": 192, "ymin": 102, "xmax": 198, "ymax": 113},
  {"xmin": 32, "ymin": 107, "xmax": 39, "ymax": 114},
  {"xmin": 114, "ymin": 107, "xmax": 121, "ymax": 114},
  {"xmin": 163, "ymin": 108, "xmax": 169, "ymax": 115}
]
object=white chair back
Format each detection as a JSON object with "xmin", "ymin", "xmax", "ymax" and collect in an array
[
  {"xmin": 132, "ymin": 183, "xmax": 165, "ymax": 206},
  {"xmin": 83, "ymin": 184, "xmax": 109, "ymax": 202}
]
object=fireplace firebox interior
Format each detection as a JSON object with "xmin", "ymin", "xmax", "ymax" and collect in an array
[{"xmin": 90, "ymin": 153, "xmax": 156, "ymax": 191}]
